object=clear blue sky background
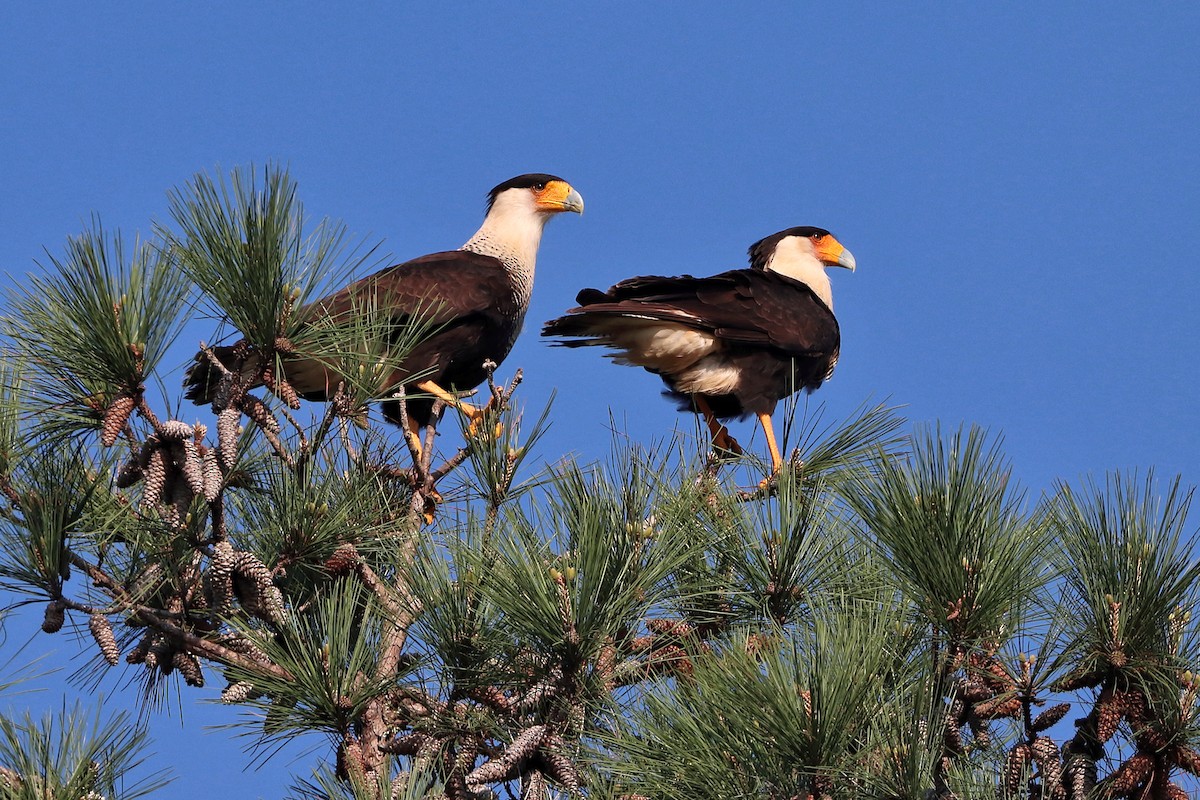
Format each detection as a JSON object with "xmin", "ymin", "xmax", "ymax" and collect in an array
[{"xmin": 1, "ymin": 4, "xmax": 1198, "ymax": 797}]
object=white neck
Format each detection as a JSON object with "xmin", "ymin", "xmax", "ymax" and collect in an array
[
  {"xmin": 764, "ymin": 236, "xmax": 833, "ymax": 309},
  {"xmin": 459, "ymin": 190, "xmax": 550, "ymax": 307}
]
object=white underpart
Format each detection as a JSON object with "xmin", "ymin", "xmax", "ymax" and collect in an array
[
  {"xmin": 764, "ymin": 235, "xmax": 833, "ymax": 309},
  {"xmin": 595, "ymin": 318, "xmax": 740, "ymax": 395},
  {"xmin": 460, "ymin": 188, "xmax": 553, "ymax": 313},
  {"xmin": 673, "ymin": 356, "xmax": 743, "ymax": 395},
  {"xmin": 605, "ymin": 320, "xmax": 718, "ymax": 368}
]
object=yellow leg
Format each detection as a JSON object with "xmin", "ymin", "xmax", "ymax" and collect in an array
[
  {"xmin": 695, "ymin": 397, "xmax": 742, "ymax": 456},
  {"xmin": 404, "ymin": 415, "xmax": 423, "ymax": 461},
  {"xmin": 414, "ymin": 380, "xmax": 497, "ymax": 437},
  {"xmin": 757, "ymin": 412, "xmax": 783, "ymax": 474}
]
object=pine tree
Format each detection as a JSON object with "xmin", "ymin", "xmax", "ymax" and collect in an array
[{"xmin": 1, "ymin": 165, "xmax": 1198, "ymax": 799}]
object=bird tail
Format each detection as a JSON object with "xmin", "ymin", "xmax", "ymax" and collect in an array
[
  {"xmin": 541, "ymin": 313, "xmax": 609, "ymax": 346},
  {"xmin": 184, "ymin": 345, "xmax": 261, "ymax": 405}
]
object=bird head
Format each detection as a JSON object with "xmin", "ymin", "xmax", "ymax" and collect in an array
[
  {"xmin": 486, "ymin": 174, "xmax": 585, "ymax": 217},
  {"xmin": 748, "ymin": 226, "xmax": 856, "ymax": 273}
]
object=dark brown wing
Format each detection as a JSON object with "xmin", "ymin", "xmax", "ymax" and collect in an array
[
  {"xmin": 544, "ymin": 269, "xmax": 839, "ymax": 361},
  {"xmin": 186, "ymin": 251, "xmax": 521, "ymax": 410}
]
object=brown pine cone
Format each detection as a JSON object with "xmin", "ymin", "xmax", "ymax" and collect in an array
[
  {"xmin": 1031, "ymin": 737, "xmax": 1062, "ymax": 794},
  {"xmin": 539, "ymin": 735, "xmax": 581, "ymax": 792},
  {"xmin": 232, "ymin": 552, "xmax": 285, "ymax": 625},
  {"xmin": 1102, "ymin": 753, "xmax": 1153, "ymax": 796},
  {"xmin": 126, "ymin": 631, "xmax": 153, "ymax": 664},
  {"xmin": 974, "ymin": 692, "xmax": 1022, "ymax": 720},
  {"xmin": 100, "ymin": 394, "xmax": 137, "ymax": 447},
  {"xmin": 89, "ymin": 614, "xmax": 120, "ymax": 666},
  {"xmin": 1096, "ymin": 688, "xmax": 1122, "ymax": 742},
  {"xmin": 323, "ymin": 543, "xmax": 359, "ymax": 576},
  {"xmin": 172, "ymin": 650, "xmax": 205, "ymax": 687},
  {"xmin": 171, "ymin": 439, "xmax": 206, "ymax": 497},
  {"xmin": 1163, "ymin": 781, "xmax": 1189, "ymax": 800},
  {"xmin": 41, "ymin": 600, "xmax": 66, "ymax": 633},
  {"xmin": 1003, "ymin": 743, "xmax": 1032, "ymax": 796},
  {"xmin": 1171, "ymin": 744, "xmax": 1200, "ymax": 776},
  {"xmin": 239, "ymin": 394, "xmax": 280, "ymax": 434},
  {"xmin": 1032, "ymin": 702, "xmax": 1071, "ymax": 732},
  {"xmin": 201, "ymin": 449, "xmax": 222, "ymax": 502},
  {"xmin": 1062, "ymin": 748, "xmax": 1097, "ymax": 799},
  {"xmin": 140, "ymin": 445, "xmax": 168, "ymax": 513},
  {"xmin": 216, "ymin": 408, "xmax": 241, "ymax": 470},
  {"xmin": 220, "ymin": 681, "xmax": 256, "ymax": 704}
]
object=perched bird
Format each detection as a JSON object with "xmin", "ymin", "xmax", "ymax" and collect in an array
[
  {"xmin": 185, "ymin": 173, "xmax": 584, "ymax": 442},
  {"xmin": 542, "ymin": 226, "xmax": 854, "ymax": 476}
]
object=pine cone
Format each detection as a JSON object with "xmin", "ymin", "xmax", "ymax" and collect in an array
[
  {"xmin": 100, "ymin": 394, "xmax": 137, "ymax": 447},
  {"xmin": 1032, "ymin": 702, "xmax": 1071, "ymax": 732},
  {"xmin": 506, "ymin": 725, "xmax": 548, "ymax": 763},
  {"xmin": 140, "ymin": 445, "xmax": 168, "ymax": 513},
  {"xmin": 1103, "ymin": 753, "xmax": 1153, "ymax": 796},
  {"xmin": 126, "ymin": 631, "xmax": 153, "ymax": 664},
  {"xmin": 1003, "ymin": 743, "xmax": 1032, "ymax": 796},
  {"xmin": 1031, "ymin": 737, "xmax": 1062, "ymax": 794},
  {"xmin": 1163, "ymin": 781, "xmax": 1189, "ymax": 800},
  {"xmin": 263, "ymin": 363, "xmax": 301, "ymax": 410},
  {"xmin": 239, "ymin": 394, "xmax": 280, "ymax": 434},
  {"xmin": 217, "ymin": 408, "xmax": 241, "ymax": 470},
  {"xmin": 157, "ymin": 420, "xmax": 193, "ymax": 440},
  {"xmin": 336, "ymin": 739, "xmax": 365, "ymax": 783},
  {"xmin": 1171, "ymin": 744, "xmax": 1200, "ymax": 776},
  {"xmin": 232, "ymin": 552, "xmax": 285, "ymax": 625},
  {"xmin": 128, "ymin": 562, "xmax": 164, "ymax": 603},
  {"xmin": 650, "ymin": 644, "xmax": 693, "ymax": 678},
  {"xmin": 523, "ymin": 769, "xmax": 548, "ymax": 800},
  {"xmin": 944, "ymin": 717, "xmax": 964, "ymax": 755},
  {"xmin": 970, "ymin": 652, "xmax": 1014, "ymax": 691},
  {"xmin": 201, "ymin": 449, "xmax": 222, "ymax": 502},
  {"xmin": 161, "ymin": 471, "xmax": 193, "ymax": 528},
  {"xmin": 114, "ymin": 451, "xmax": 143, "ymax": 488},
  {"xmin": 1063, "ymin": 749, "xmax": 1097, "ymax": 799},
  {"xmin": 957, "ymin": 676, "xmax": 994, "ymax": 703},
  {"xmin": 967, "ymin": 716, "xmax": 990, "ymax": 750},
  {"xmin": 1096, "ymin": 688, "xmax": 1121, "ymax": 742},
  {"xmin": 220, "ymin": 681, "xmax": 257, "ymax": 704},
  {"xmin": 1053, "ymin": 665, "xmax": 1105, "ymax": 692},
  {"xmin": 41, "ymin": 600, "xmax": 66, "ymax": 633},
  {"xmin": 208, "ymin": 541, "xmax": 236, "ymax": 613},
  {"xmin": 323, "ymin": 543, "xmax": 359, "ymax": 576},
  {"xmin": 172, "ymin": 650, "xmax": 204, "ymax": 687},
  {"xmin": 1118, "ymin": 689, "xmax": 1148, "ymax": 725},
  {"xmin": 89, "ymin": 614, "xmax": 119, "ymax": 665},
  {"xmin": 171, "ymin": 439, "xmax": 206, "ymax": 497},
  {"xmin": 539, "ymin": 736, "xmax": 581, "ymax": 792},
  {"xmin": 974, "ymin": 692, "xmax": 1022, "ymax": 720},
  {"xmin": 466, "ymin": 756, "xmax": 518, "ymax": 789}
]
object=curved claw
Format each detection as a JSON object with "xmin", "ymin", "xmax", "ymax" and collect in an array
[
  {"xmin": 710, "ymin": 428, "xmax": 744, "ymax": 459},
  {"xmin": 463, "ymin": 398, "xmax": 503, "ymax": 439}
]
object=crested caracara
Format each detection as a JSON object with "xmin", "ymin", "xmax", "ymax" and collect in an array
[
  {"xmin": 185, "ymin": 174, "xmax": 583, "ymax": 440},
  {"xmin": 542, "ymin": 227, "xmax": 854, "ymax": 476}
]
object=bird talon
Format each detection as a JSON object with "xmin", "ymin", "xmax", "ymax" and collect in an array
[
  {"xmin": 710, "ymin": 430, "xmax": 743, "ymax": 459},
  {"xmin": 464, "ymin": 400, "xmax": 503, "ymax": 439}
]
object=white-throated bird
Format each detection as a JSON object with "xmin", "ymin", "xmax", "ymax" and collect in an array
[
  {"xmin": 543, "ymin": 226, "xmax": 854, "ymax": 477},
  {"xmin": 186, "ymin": 174, "xmax": 583, "ymax": 445}
]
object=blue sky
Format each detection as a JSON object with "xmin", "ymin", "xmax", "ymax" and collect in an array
[{"xmin": 2, "ymin": 4, "xmax": 1198, "ymax": 797}]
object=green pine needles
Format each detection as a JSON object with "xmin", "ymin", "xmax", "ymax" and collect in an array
[{"xmin": 0, "ymin": 166, "xmax": 1197, "ymax": 800}]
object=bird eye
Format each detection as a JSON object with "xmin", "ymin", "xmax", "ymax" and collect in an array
[{"xmin": 533, "ymin": 183, "xmax": 546, "ymax": 191}]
